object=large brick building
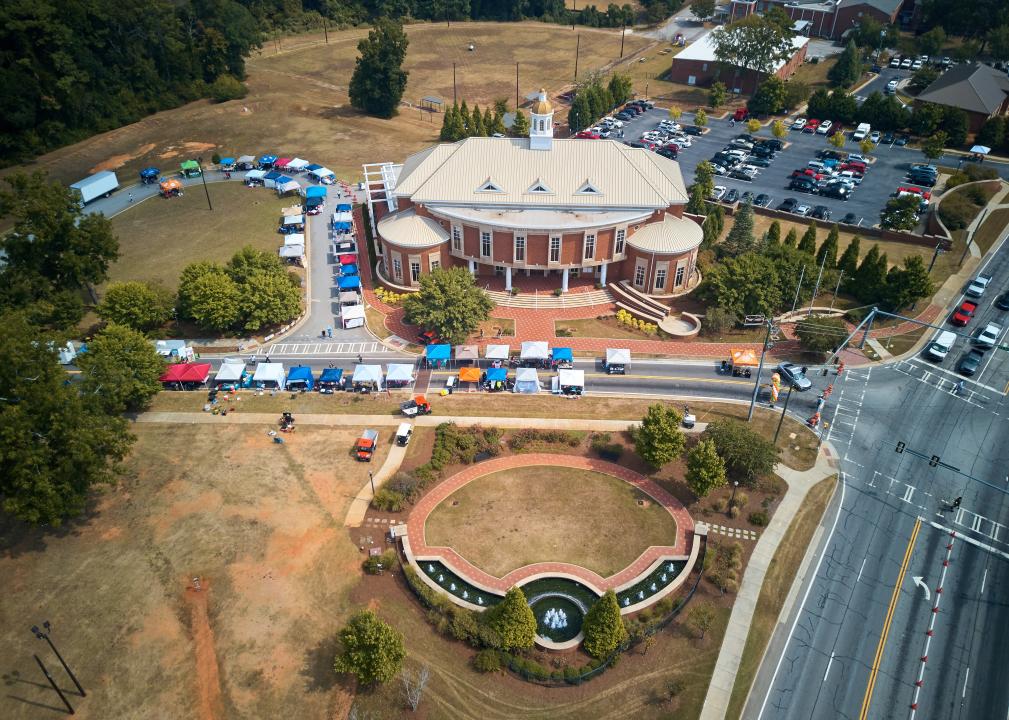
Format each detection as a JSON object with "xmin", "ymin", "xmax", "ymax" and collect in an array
[
  {"xmin": 668, "ymin": 29, "xmax": 809, "ymax": 94},
  {"xmin": 721, "ymin": 0, "xmax": 906, "ymax": 40},
  {"xmin": 363, "ymin": 91, "xmax": 703, "ymax": 297},
  {"xmin": 916, "ymin": 63, "xmax": 1009, "ymax": 135}
]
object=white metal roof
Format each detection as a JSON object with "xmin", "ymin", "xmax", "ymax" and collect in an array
[
  {"xmin": 626, "ymin": 213, "xmax": 703, "ymax": 254},
  {"xmin": 676, "ymin": 30, "xmax": 808, "ymax": 72},
  {"xmin": 393, "ymin": 137, "xmax": 688, "ymax": 209},
  {"xmin": 432, "ymin": 205, "xmax": 651, "ymax": 231},
  {"xmin": 376, "ymin": 208, "xmax": 449, "ymax": 248}
]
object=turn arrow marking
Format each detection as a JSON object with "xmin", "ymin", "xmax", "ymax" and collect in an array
[{"xmin": 912, "ymin": 576, "xmax": 931, "ymax": 602}]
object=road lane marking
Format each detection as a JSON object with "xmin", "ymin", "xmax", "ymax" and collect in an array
[
  {"xmin": 902, "ymin": 484, "xmax": 915, "ymax": 503},
  {"xmin": 963, "ymin": 667, "xmax": 970, "ymax": 698},
  {"xmin": 857, "ymin": 557, "xmax": 867, "ymax": 583},
  {"xmin": 982, "ymin": 568, "xmax": 988, "ymax": 595},
  {"xmin": 823, "ymin": 651, "xmax": 835, "ymax": 683},
  {"xmin": 859, "ymin": 517, "xmax": 921, "ymax": 720},
  {"xmin": 927, "ymin": 518, "xmax": 1009, "ymax": 561}
]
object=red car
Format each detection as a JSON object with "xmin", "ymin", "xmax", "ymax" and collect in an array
[
  {"xmin": 951, "ymin": 301, "xmax": 978, "ymax": 326},
  {"xmin": 733, "ymin": 107, "xmax": 749, "ymax": 121},
  {"xmin": 897, "ymin": 186, "xmax": 931, "ymax": 200},
  {"xmin": 575, "ymin": 130, "xmax": 600, "ymax": 139},
  {"xmin": 803, "ymin": 119, "xmax": 821, "ymax": 133},
  {"xmin": 840, "ymin": 161, "xmax": 867, "ymax": 173}
]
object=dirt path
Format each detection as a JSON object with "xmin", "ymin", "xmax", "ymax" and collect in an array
[{"xmin": 182, "ymin": 578, "xmax": 225, "ymax": 720}]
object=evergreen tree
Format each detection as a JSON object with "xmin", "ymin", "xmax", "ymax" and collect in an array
[
  {"xmin": 485, "ymin": 587, "xmax": 537, "ymax": 651},
  {"xmin": 459, "ymin": 100, "xmax": 471, "ymax": 135},
  {"xmin": 722, "ymin": 201, "xmax": 755, "ymax": 257},
  {"xmin": 349, "ymin": 19, "xmax": 410, "ymax": 118},
  {"xmin": 635, "ymin": 404, "xmax": 686, "ymax": 469},
  {"xmin": 568, "ymin": 93, "xmax": 592, "ymax": 132},
  {"xmin": 816, "ymin": 224, "xmax": 840, "ymax": 269},
  {"xmin": 783, "ymin": 228, "xmax": 798, "ymax": 248},
  {"xmin": 693, "ymin": 161, "xmax": 716, "ymax": 198},
  {"xmin": 797, "ymin": 222, "xmax": 818, "ymax": 255},
  {"xmin": 582, "ymin": 591, "xmax": 628, "ymax": 659},
  {"xmin": 766, "ymin": 220, "xmax": 781, "ymax": 245},
  {"xmin": 686, "ymin": 184, "xmax": 709, "ymax": 215},
  {"xmin": 884, "ymin": 255, "xmax": 934, "ymax": 311},
  {"xmin": 510, "ymin": 108, "xmax": 529, "ymax": 137},
  {"xmin": 488, "ymin": 111, "xmax": 507, "ymax": 136},
  {"xmin": 837, "ymin": 236, "xmax": 860, "ymax": 281},
  {"xmin": 828, "ymin": 39, "xmax": 862, "ymax": 88},
  {"xmin": 402, "ymin": 267, "xmax": 494, "ymax": 344},
  {"xmin": 686, "ymin": 439, "xmax": 727, "ymax": 497},
  {"xmin": 471, "ymin": 105, "xmax": 486, "ymax": 136},
  {"xmin": 440, "ymin": 105, "xmax": 458, "ymax": 141},
  {"xmin": 853, "ymin": 244, "xmax": 888, "ymax": 302}
]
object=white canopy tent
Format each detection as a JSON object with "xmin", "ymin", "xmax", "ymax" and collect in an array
[
  {"xmin": 277, "ymin": 180, "xmax": 301, "ymax": 195},
  {"xmin": 309, "ymin": 167, "xmax": 336, "ymax": 183},
  {"xmin": 237, "ymin": 155, "xmax": 256, "ymax": 166},
  {"xmin": 520, "ymin": 341, "xmax": 549, "ymax": 361},
  {"xmin": 282, "ymin": 214, "xmax": 304, "ymax": 226},
  {"xmin": 606, "ymin": 348, "xmax": 631, "ymax": 365},
  {"xmin": 281, "ymin": 204, "xmax": 302, "ymax": 217},
  {"xmin": 338, "ymin": 290, "xmax": 360, "ymax": 305},
  {"xmin": 215, "ymin": 361, "xmax": 245, "ymax": 384},
  {"xmin": 245, "ymin": 169, "xmax": 266, "ymax": 181},
  {"xmin": 332, "ymin": 210, "xmax": 353, "ymax": 224},
  {"xmin": 558, "ymin": 369, "xmax": 585, "ymax": 388},
  {"xmin": 283, "ymin": 234, "xmax": 305, "ymax": 247},
  {"xmin": 253, "ymin": 362, "xmax": 286, "ymax": 388},
  {"xmin": 287, "ymin": 158, "xmax": 310, "ymax": 172},
  {"xmin": 352, "ymin": 364, "xmax": 383, "ymax": 388},
  {"xmin": 455, "ymin": 345, "xmax": 480, "ymax": 362},
  {"xmin": 279, "ymin": 245, "xmax": 304, "ymax": 259},
  {"xmin": 514, "ymin": 367, "xmax": 541, "ymax": 393},
  {"xmin": 970, "ymin": 145, "xmax": 991, "ymax": 155},
  {"xmin": 341, "ymin": 303, "xmax": 366, "ymax": 329},
  {"xmin": 485, "ymin": 344, "xmax": 510, "ymax": 360},
  {"xmin": 386, "ymin": 364, "xmax": 416, "ymax": 385}
]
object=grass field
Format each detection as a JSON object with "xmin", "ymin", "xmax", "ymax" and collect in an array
[
  {"xmin": 725, "ymin": 474, "xmax": 838, "ymax": 719},
  {"xmin": 0, "ymin": 424, "xmax": 388, "ymax": 720},
  {"xmin": 107, "ymin": 182, "xmax": 291, "ymax": 290},
  {"xmin": 973, "ymin": 207, "xmax": 1009, "ymax": 255},
  {"xmin": 13, "ymin": 22, "xmax": 649, "ymax": 189},
  {"xmin": 425, "ymin": 465, "xmax": 678, "ymax": 577},
  {"xmin": 556, "ymin": 316, "xmax": 656, "ymax": 340}
]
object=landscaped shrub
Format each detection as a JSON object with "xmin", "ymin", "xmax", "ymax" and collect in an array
[
  {"xmin": 938, "ymin": 192, "xmax": 976, "ymax": 230},
  {"xmin": 563, "ymin": 665, "xmax": 580, "ymax": 683},
  {"xmin": 729, "ymin": 491, "xmax": 748, "ymax": 510},
  {"xmin": 387, "ymin": 471, "xmax": 420, "ymax": 501},
  {"xmin": 473, "ymin": 649, "xmax": 501, "ymax": 673},
  {"xmin": 508, "ymin": 428, "xmax": 582, "ymax": 450},
  {"xmin": 447, "ymin": 605, "xmax": 480, "ymax": 644},
  {"xmin": 362, "ymin": 549, "xmax": 398, "ymax": 574},
  {"xmin": 749, "ymin": 510, "xmax": 769, "ymax": 526},
  {"xmin": 412, "ymin": 423, "xmax": 502, "ymax": 489},
  {"xmin": 590, "ymin": 432, "xmax": 623, "ymax": 461},
  {"xmin": 370, "ymin": 488, "xmax": 405, "ymax": 512},
  {"xmin": 962, "ymin": 182, "xmax": 995, "ymax": 207}
]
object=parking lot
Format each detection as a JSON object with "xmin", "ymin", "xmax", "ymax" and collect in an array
[{"xmin": 617, "ymin": 106, "xmax": 936, "ymax": 227}]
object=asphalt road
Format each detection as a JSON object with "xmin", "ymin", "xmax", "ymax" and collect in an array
[{"xmin": 745, "ymin": 229, "xmax": 1009, "ymax": 720}]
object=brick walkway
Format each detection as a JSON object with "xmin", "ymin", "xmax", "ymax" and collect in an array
[{"xmin": 406, "ymin": 453, "xmax": 695, "ymax": 593}]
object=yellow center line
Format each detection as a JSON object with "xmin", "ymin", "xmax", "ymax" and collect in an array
[{"xmin": 859, "ymin": 517, "xmax": 921, "ymax": 720}]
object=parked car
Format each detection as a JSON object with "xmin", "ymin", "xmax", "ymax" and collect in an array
[
  {"xmin": 951, "ymin": 301, "xmax": 979, "ymax": 326},
  {"xmin": 869, "ymin": 130, "xmax": 882, "ymax": 143},
  {"xmin": 821, "ymin": 183, "xmax": 850, "ymax": 200},
  {"xmin": 803, "ymin": 119, "xmax": 821, "ymax": 133},
  {"xmin": 752, "ymin": 145, "xmax": 775, "ymax": 159},
  {"xmin": 912, "ymin": 59, "xmax": 923, "ymax": 70},
  {"xmin": 725, "ymin": 188, "xmax": 740, "ymax": 203},
  {"xmin": 882, "ymin": 131, "xmax": 896, "ymax": 144},
  {"xmin": 733, "ymin": 106, "xmax": 749, "ymax": 121},
  {"xmin": 816, "ymin": 120, "xmax": 834, "ymax": 134},
  {"xmin": 996, "ymin": 292, "xmax": 1009, "ymax": 311},
  {"xmin": 791, "ymin": 117, "xmax": 807, "ymax": 130},
  {"xmin": 819, "ymin": 150, "xmax": 844, "ymax": 160},
  {"xmin": 889, "ymin": 56, "xmax": 900, "ymax": 68},
  {"xmin": 841, "ymin": 212, "xmax": 858, "ymax": 224},
  {"xmin": 754, "ymin": 193, "xmax": 771, "ymax": 206},
  {"xmin": 741, "ymin": 191, "xmax": 755, "ymax": 204},
  {"xmin": 684, "ymin": 125, "xmax": 704, "ymax": 135},
  {"xmin": 790, "ymin": 178, "xmax": 817, "ymax": 193},
  {"xmin": 748, "ymin": 157, "xmax": 772, "ymax": 168},
  {"xmin": 886, "ymin": 79, "xmax": 899, "ymax": 95},
  {"xmin": 895, "ymin": 135, "xmax": 909, "ymax": 146},
  {"xmin": 778, "ymin": 197, "xmax": 799, "ymax": 212},
  {"xmin": 901, "ymin": 58, "xmax": 912, "ymax": 68},
  {"xmin": 795, "ymin": 203, "xmax": 812, "ymax": 216},
  {"xmin": 656, "ymin": 147, "xmax": 678, "ymax": 159},
  {"xmin": 957, "ymin": 349, "xmax": 985, "ymax": 376},
  {"xmin": 710, "ymin": 185, "xmax": 727, "ymax": 201},
  {"xmin": 777, "ymin": 362, "xmax": 812, "ymax": 391},
  {"xmin": 759, "ymin": 138, "xmax": 784, "ymax": 151},
  {"xmin": 811, "ymin": 205, "xmax": 832, "ymax": 220}
]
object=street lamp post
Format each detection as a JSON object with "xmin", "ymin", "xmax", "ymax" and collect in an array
[
  {"xmin": 747, "ymin": 319, "xmax": 775, "ymax": 421},
  {"xmin": 34, "ymin": 655, "xmax": 75, "ymax": 715},
  {"xmin": 196, "ymin": 157, "xmax": 213, "ymax": 212},
  {"xmin": 368, "ymin": 470, "xmax": 376, "ymax": 496},
  {"xmin": 32, "ymin": 621, "xmax": 85, "ymax": 697},
  {"xmin": 773, "ymin": 385, "xmax": 795, "ymax": 444},
  {"xmin": 729, "ymin": 480, "xmax": 739, "ymax": 514}
]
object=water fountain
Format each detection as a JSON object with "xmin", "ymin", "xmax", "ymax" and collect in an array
[
  {"xmin": 638, "ymin": 590, "xmax": 645, "ymax": 599},
  {"xmin": 437, "ymin": 574, "xmax": 444, "ymax": 583},
  {"xmin": 661, "ymin": 573, "xmax": 667, "ymax": 583},
  {"xmin": 428, "ymin": 564, "xmax": 434, "ymax": 573},
  {"xmin": 462, "ymin": 590, "xmax": 469, "ymax": 600},
  {"xmin": 477, "ymin": 597, "xmax": 484, "ymax": 605},
  {"xmin": 623, "ymin": 597, "xmax": 630, "ymax": 607},
  {"xmin": 450, "ymin": 582, "xmax": 457, "ymax": 592},
  {"xmin": 650, "ymin": 582, "xmax": 657, "ymax": 592},
  {"xmin": 542, "ymin": 608, "xmax": 568, "ymax": 630}
]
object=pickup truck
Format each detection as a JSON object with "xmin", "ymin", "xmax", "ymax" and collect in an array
[
  {"xmin": 355, "ymin": 429, "xmax": 380, "ymax": 462},
  {"xmin": 966, "ymin": 274, "xmax": 992, "ymax": 298}
]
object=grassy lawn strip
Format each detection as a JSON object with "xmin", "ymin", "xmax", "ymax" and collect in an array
[
  {"xmin": 107, "ymin": 182, "xmax": 290, "ymax": 290},
  {"xmin": 725, "ymin": 474, "xmax": 839, "ymax": 720},
  {"xmin": 973, "ymin": 207, "xmax": 1009, "ymax": 255},
  {"xmin": 556, "ymin": 316, "xmax": 656, "ymax": 340},
  {"xmin": 424, "ymin": 465, "xmax": 678, "ymax": 578}
]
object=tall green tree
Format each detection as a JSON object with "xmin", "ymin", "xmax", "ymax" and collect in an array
[
  {"xmin": 921, "ymin": 131, "xmax": 948, "ymax": 160},
  {"xmin": 568, "ymin": 92, "xmax": 592, "ymax": 133},
  {"xmin": 722, "ymin": 201, "xmax": 756, "ymax": 256},
  {"xmin": 334, "ymin": 610, "xmax": 406, "ymax": 686},
  {"xmin": 837, "ymin": 236, "xmax": 861, "ymax": 280},
  {"xmin": 178, "ymin": 265, "xmax": 242, "ymax": 331},
  {"xmin": 816, "ymin": 225, "xmax": 840, "ymax": 269},
  {"xmin": 488, "ymin": 110, "xmax": 507, "ymax": 136},
  {"xmin": 709, "ymin": 82, "xmax": 728, "ymax": 109},
  {"xmin": 635, "ymin": 404, "xmax": 686, "ymax": 469},
  {"xmin": 686, "ymin": 439, "xmax": 727, "ymax": 497},
  {"xmin": 0, "ymin": 312, "xmax": 132, "ymax": 525},
  {"xmin": 582, "ymin": 591, "xmax": 628, "ymax": 659},
  {"xmin": 98, "ymin": 281, "xmax": 174, "ymax": 333},
  {"xmin": 349, "ymin": 19, "xmax": 410, "ymax": 118},
  {"xmin": 884, "ymin": 256, "xmax": 934, "ymax": 310},
  {"xmin": 471, "ymin": 105, "xmax": 487, "ymax": 136},
  {"xmin": 403, "ymin": 267, "xmax": 494, "ymax": 344},
  {"xmin": 510, "ymin": 108, "xmax": 529, "ymax": 137},
  {"xmin": 693, "ymin": 161, "xmax": 716, "ymax": 199},
  {"xmin": 77, "ymin": 324, "xmax": 165, "ymax": 414},
  {"xmin": 797, "ymin": 222, "xmax": 818, "ymax": 255},
  {"xmin": 607, "ymin": 73, "xmax": 633, "ymax": 107},
  {"xmin": 459, "ymin": 100, "xmax": 472, "ymax": 133},
  {"xmin": 690, "ymin": 0, "xmax": 716, "ymax": 20},
  {"xmin": 238, "ymin": 271, "xmax": 302, "ymax": 332},
  {"xmin": 484, "ymin": 587, "xmax": 537, "ymax": 651},
  {"xmin": 766, "ymin": 220, "xmax": 781, "ymax": 245},
  {"xmin": 782, "ymin": 228, "xmax": 798, "ymax": 248},
  {"xmin": 749, "ymin": 76, "xmax": 785, "ymax": 115},
  {"xmin": 686, "ymin": 184, "xmax": 709, "ymax": 215},
  {"xmin": 853, "ymin": 243, "xmax": 889, "ymax": 302},
  {"xmin": 702, "ymin": 420, "xmax": 778, "ymax": 483},
  {"xmin": 0, "ymin": 172, "xmax": 119, "ymax": 328},
  {"xmin": 699, "ymin": 252, "xmax": 782, "ymax": 318},
  {"xmin": 711, "ymin": 15, "xmax": 795, "ymax": 79},
  {"xmin": 828, "ymin": 40, "xmax": 863, "ymax": 88}
]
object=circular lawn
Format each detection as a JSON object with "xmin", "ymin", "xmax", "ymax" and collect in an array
[{"xmin": 423, "ymin": 465, "xmax": 677, "ymax": 578}]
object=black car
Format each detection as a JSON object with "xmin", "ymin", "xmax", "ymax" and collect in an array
[
  {"xmin": 684, "ymin": 125, "xmax": 704, "ymax": 135},
  {"xmin": 811, "ymin": 205, "xmax": 832, "ymax": 220},
  {"xmin": 841, "ymin": 212, "xmax": 858, "ymax": 224},
  {"xmin": 778, "ymin": 197, "xmax": 798, "ymax": 212},
  {"xmin": 741, "ymin": 191, "xmax": 754, "ymax": 204},
  {"xmin": 821, "ymin": 184, "xmax": 850, "ymax": 200},
  {"xmin": 748, "ymin": 158, "xmax": 772, "ymax": 168},
  {"xmin": 882, "ymin": 132, "xmax": 896, "ymax": 144},
  {"xmin": 818, "ymin": 150, "xmax": 844, "ymax": 160},
  {"xmin": 760, "ymin": 139, "xmax": 784, "ymax": 151},
  {"xmin": 729, "ymin": 169, "xmax": 755, "ymax": 181},
  {"xmin": 895, "ymin": 134, "xmax": 909, "ymax": 146},
  {"xmin": 909, "ymin": 173, "xmax": 937, "ymax": 187},
  {"xmin": 752, "ymin": 146, "xmax": 775, "ymax": 159},
  {"xmin": 656, "ymin": 147, "xmax": 678, "ymax": 160},
  {"xmin": 995, "ymin": 292, "xmax": 1009, "ymax": 311},
  {"xmin": 625, "ymin": 140, "xmax": 648, "ymax": 149},
  {"xmin": 725, "ymin": 188, "xmax": 740, "ymax": 203},
  {"xmin": 735, "ymin": 133, "xmax": 756, "ymax": 142},
  {"xmin": 754, "ymin": 193, "xmax": 771, "ymax": 206},
  {"xmin": 790, "ymin": 178, "xmax": 817, "ymax": 193},
  {"xmin": 615, "ymin": 112, "xmax": 633, "ymax": 121},
  {"xmin": 957, "ymin": 349, "xmax": 985, "ymax": 376}
]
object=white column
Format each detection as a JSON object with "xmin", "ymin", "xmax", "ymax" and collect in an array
[
  {"xmin": 599, "ymin": 262, "xmax": 608, "ymax": 287},
  {"xmin": 505, "ymin": 266, "xmax": 512, "ymax": 292},
  {"xmin": 561, "ymin": 268, "xmax": 569, "ymax": 293},
  {"xmin": 468, "ymin": 259, "xmax": 476, "ymax": 275}
]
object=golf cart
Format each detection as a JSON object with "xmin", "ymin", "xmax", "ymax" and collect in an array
[
  {"xmin": 400, "ymin": 395, "xmax": 432, "ymax": 417},
  {"xmin": 395, "ymin": 423, "xmax": 413, "ymax": 447},
  {"xmin": 723, "ymin": 348, "xmax": 758, "ymax": 378}
]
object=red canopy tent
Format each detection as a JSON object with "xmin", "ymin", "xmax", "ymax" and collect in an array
[
  {"xmin": 338, "ymin": 253, "xmax": 357, "ymax": 265},
  {"xmin": 160, "ymin": 362, "xmax": 212, "ymax": 387}
]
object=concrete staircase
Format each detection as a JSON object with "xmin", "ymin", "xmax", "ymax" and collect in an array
[
  {"xmin": 486, "ymin": 287, "xmax": 615, "ymax": 308},
  {"xmin": 609, "ymin": 281, "xmax": 671, "ymax": 324}
]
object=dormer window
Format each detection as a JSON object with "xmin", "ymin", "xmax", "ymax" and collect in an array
[
  {"xmin": 477, "ymin": 178, "xmax": 504, "ymax": 193},
  {"xmin": 575, "ymin": 180, "xmax": 602, "ymax": 195},
  {"xmin": 527, "ymin": 179, "xmax": 552, "ymax": 194}
]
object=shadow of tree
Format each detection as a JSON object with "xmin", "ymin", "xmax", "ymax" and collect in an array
[
  {"xmin": 0, "ymin": 497, "xmax": 103, "ymax": 560},
  {"xmin": 300, "ymin": 634, "xmax": 342, "ymax": 692}
]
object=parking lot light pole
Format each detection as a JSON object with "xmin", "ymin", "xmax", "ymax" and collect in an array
[
  {"xmin": 368, "ymin": 470, "xmax": 375, "ymax": 496},
  {"xmin": 32, "ymin": 621, "xmax": 85, "ymax": 697},
  {"xmin": 773, "ymin": 385, "xmax": 795, "ymax": 444},
  {"xmin": 196, "ymin": 157, "xmax": 213, "ymax": 212},
  {"xmin": 747, "ymin": 319, "xmax": 774, "ymax": 422}
]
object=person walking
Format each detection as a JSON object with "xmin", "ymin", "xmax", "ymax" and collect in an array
[{"xmin": 128, "ymin": 192, "xmax": 134, "ymax": 203}]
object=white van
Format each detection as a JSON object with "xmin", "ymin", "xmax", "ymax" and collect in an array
[
  {"xmin": 926, "ymin": 331, "xmax": 957, "ymax": 361},
  {"xmin": 852, "ymin": 123, "xmax": 871, "ymax": 141}
]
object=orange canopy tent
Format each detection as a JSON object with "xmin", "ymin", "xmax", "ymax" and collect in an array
[
  {"xmin": 458, "ymin": 367, "xmax": 482, "ymax": 383},
  {"xmin": 160, "ymin": 178, "xmax": 182, "ymax": 196},
  {"xmin": 730, "ymin": 348, "xmax": 759, "ymax": 367}
]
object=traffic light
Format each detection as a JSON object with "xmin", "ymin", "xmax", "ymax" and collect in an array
[
  {"xmin": 929, "ymin": 455, "xmax": 940, "ymax": 467},
  {"xmin": 896, "ymin": 441, "xmax": 905, "ymax": 454}
]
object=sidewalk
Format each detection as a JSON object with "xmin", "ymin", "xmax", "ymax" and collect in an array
[{"xmin": 699, "ymin": 444, "xmax": 839, "ymax": 720}]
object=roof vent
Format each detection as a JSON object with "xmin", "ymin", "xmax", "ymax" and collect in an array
[
  {"xmin": 527, "ymin": 179, "xmax": 552, "ymax": 194},
  {"xmin": 575, "ymin": 180, "xmax": 602, "ymax": 195},
  {"xmin": 476, "ymin": 178, "xmax": 504, "ymax": 193}
]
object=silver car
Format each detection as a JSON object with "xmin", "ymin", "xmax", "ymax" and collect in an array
[{"xmin": 777, "ymin": 362, "xmax": 813, "ymax": 391}]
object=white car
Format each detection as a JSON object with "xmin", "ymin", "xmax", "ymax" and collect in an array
[
  {"xmin": 847, "ymin": 153, "xmax": 867, "ymax": 163},
  {"xmin": 606, "ymin": 118, "xmax": 623, "ymax": 128},
  {"xmin": 869, "ymin": 131, "xmax": 881, "ymax": 143},
  {"xmin": 669, "ymin": 134, "xmax": 691, "ymax": 147},
  {"xmin": 912, "ymin": 59, "xmax": 922, "ymax": 70},
  {"xmin": 974, "ymin": 322, "xmax": 1002, "ymax": 349},
  {"xmin": 886, "ymin": 79, "xmax": 898, "ymax": 94},
  {"xmin": 838, "ymin": 170, "xmax": 863, "ymax": 185},
  {"xmin": 791, "ymin": 117, "xmax": 807, "ymax": 130},
  {"xmin": 795, "ymin": 203, "xmax": 812, "ymax": 216},
  {"xmin": 901, "ymin": 58, "xmax": 912, "ymax": 69},
  {"xmin": 889, "ymin": 57, "xmax": 900, "ymax": 68},
  {"xmin": 711, "ymin": 185, "xmax": 727, "ymax": 201},
  {"xmin": 816, "ymin": 120, "xmax": 833, "ymax": 134}
]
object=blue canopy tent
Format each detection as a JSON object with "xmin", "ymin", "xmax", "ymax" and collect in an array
[
  {"xmin": 286, "ymin": 365, "xmax": 315, "ymax": 391},
  {"xmin": 258, "ymin": 155, "xmax": 278, "ymax": 168},
  {"xmin": 485, "ymin": 367, "xmax": 508, "ymax": 391},
  {"xmin": 340, "ymin": 263, "xmax": 359, "ymax": 276},
  {"xmin": 139, "ymin": 167, "xmax": 160, "ymax": 184},
  {"xmin": 219, "ymin": 157, "xmax": 236, "ymax": 170},
  {"xmin": 337, "ymin": 275, "xmax": 361, "ymax": 291},
  {"xmin": 306, "ymin": 163, "xmax": 323, "ymax": 172},
  {"xmin": 552, "ymin": 347, "xmax": 573, "ymax": 368},
  {"xmin": 264, "ymin": 170, "xmax": 283, "ymax": 185},
  {"xmin": 318, "ymin": 367, "xmax": 345, "ymax": 391},
  {"xmin": 336, "ymin": 203, "xmax": 352, "ymax": 212},
  {"xmin": 333, "ymin": 221, "xmax": 353, "ymax": 232},
  {"xmin": 425, "ymin": 343, "xmax": 451, "ymax": 369},
  {"xmin": 305, "ymin": 186, "xmax": 327, "ymax": 199}
]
